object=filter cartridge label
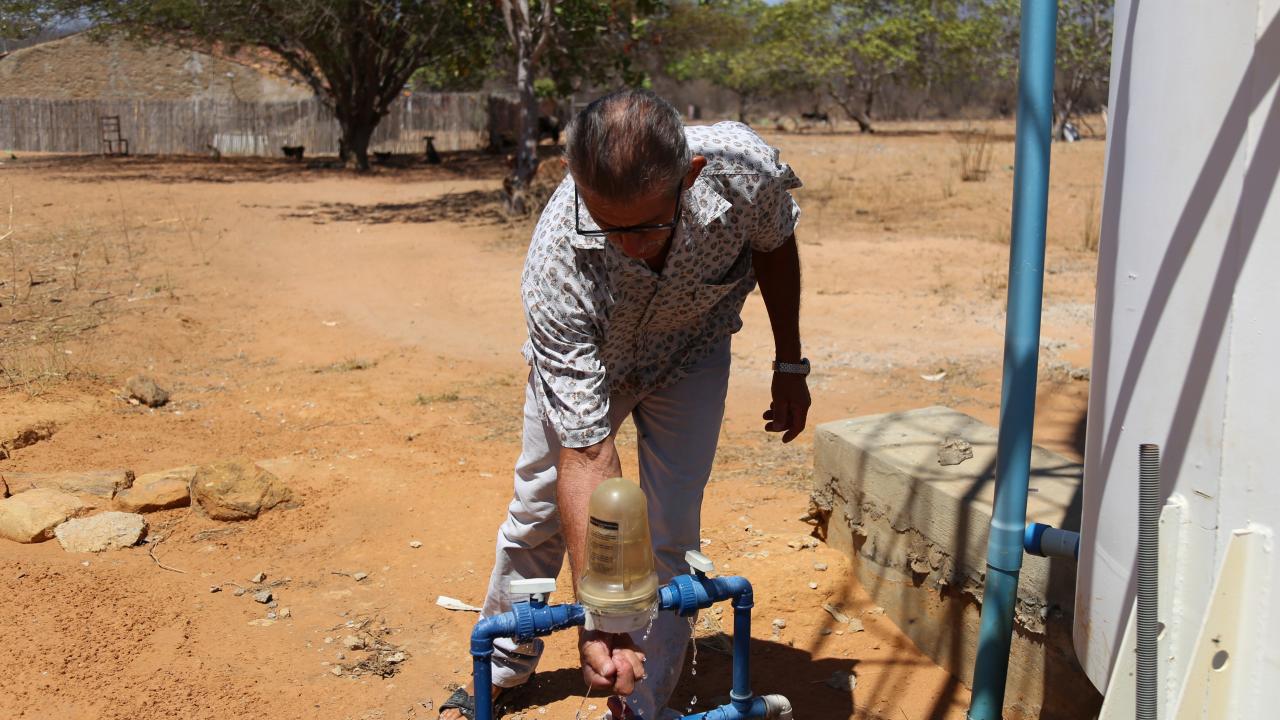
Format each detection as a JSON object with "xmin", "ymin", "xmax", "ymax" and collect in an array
[{"xmin": 588, "ymin": 516, "xmax": 621, "ymax": 575}]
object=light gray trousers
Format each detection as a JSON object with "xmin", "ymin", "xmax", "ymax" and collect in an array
[{"xmin": 480, "ymin": 340, "xmax": 731, "ymax": 719}]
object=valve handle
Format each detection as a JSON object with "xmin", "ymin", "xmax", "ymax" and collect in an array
[
  {"xmin": 685, "ymin": 550, "xmax": 715, "ymax": 575},
  {"xmin": 509, "ymin": 578, "xmax": 557, "ymax": 596}
]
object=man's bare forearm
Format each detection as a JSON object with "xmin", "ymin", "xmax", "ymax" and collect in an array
[
  {"xmin": 558, "ymin": 437, "xmax": 623, "ymax": 591},
  {"xmin": 752, "ymin": 234, "xmax": 803, "ymax": 361}
]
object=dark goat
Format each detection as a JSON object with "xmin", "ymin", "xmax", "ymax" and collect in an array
[
  {"xmin": 281, "ymin": 145, "xmax": 305, "ymax": 160},
  {"xmin": 799, "ymin": 111, "xmax": 832, "ymax": 128},
  {"xmin": 423, "ymin": 135, "xmax": 441, "ymax": 164},
  {"xmin": 538, "ymin": 115, "xmax": 561, "ymax": 145}
]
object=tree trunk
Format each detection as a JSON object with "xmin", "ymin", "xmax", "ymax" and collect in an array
[
  {"xmin": 1052, "ymin": 95, "xmax": 1077, "ymax": 141},
  {"xmin": 737, "ymin": 93, "xmax": 747, "ymax": 124},
  {"xmin": 339, "ymin": 115, "xmax": 375, "ymax": 172},
  {"xmin": 851, "ymin": 110, "xmax": 875, "ymax": 134},
  {"xmin": 828, "ymin": 87, "xmax": 875, "ymax": 134},
  {"xmin": 505, "ymin": 23, "xmax": 539, "ymax": 215}
]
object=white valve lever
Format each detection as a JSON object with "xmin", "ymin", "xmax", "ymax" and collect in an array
[
  {"xmin": 509, "ymin": 578, "xmax": 557, "ymax": 601},
  {"xmin": 685, "ymin": 550, "xmax": 715, "ymax": 575}
]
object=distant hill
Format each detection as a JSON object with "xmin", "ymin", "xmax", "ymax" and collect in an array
[{"xmin": 0, "ymin": 31, "xmax": 313, "ymax": 103}]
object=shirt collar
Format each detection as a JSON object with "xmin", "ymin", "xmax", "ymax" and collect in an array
[{"xmin": 568, "ymin": 176, "xmax": 731, "ymax": 251}]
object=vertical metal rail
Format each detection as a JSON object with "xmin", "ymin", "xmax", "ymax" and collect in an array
[
  {"xmin": 1136, "ymin": 444, "xmax": 1161, "ymax": 719},
  {"xmin": 967, "ymin": 2, "xmax": 1059, "ymax": 717}
]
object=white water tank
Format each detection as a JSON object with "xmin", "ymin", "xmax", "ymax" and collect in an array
[{"xmin": 1078, "ymin": 0, "xmax": 1280, "ymax": 708}]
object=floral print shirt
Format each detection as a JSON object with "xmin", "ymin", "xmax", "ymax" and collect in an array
[{"xmin": 521, "ymin": 121, "xmax": 802, "ymax": 448}]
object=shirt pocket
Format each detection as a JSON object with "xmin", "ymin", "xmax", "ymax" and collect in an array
[{"xmin": 642, "ymin": 274, "xmax": 751, "ymax": 334}]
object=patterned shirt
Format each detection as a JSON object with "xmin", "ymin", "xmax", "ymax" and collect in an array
[{"xmin": 521, "ymin": 121, "xmax": 802, "ymax": 448}]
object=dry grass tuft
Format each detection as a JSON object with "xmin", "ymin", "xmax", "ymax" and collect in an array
[
  {"xmin": 955, "ymin": 125, "xmax": 994, "ymax": 182},
  {"xmin": 1081, "ymin": 189, "xmax": 1101, "ymax": 252}
]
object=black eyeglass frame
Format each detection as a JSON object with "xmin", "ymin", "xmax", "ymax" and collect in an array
[{"xmin": 573, "ymin": 183, "xmax": 684, "ymax": 238}]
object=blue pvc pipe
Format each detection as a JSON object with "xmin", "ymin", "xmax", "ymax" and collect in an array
[
  {"xmin": 967, "ymin": 2, "xmax": 1058, "ymax": 719},
  {"xmin": 471, "ymin": 574, "xmax": 756, "ymax": 720},
  {"xmin": 1024, "ymin": 522, "xmax": 1080, "ymax": 559},
  {"xmin": 731, "ymin": 595, "xmax": 753, "ymax": 708},
  {"xmin": 471, "ymin": 601, "xmax": 586, "ymax": 720},
  {"xmin": 682, "ymin": 696, "xmax": 775, "ymax": 720}
]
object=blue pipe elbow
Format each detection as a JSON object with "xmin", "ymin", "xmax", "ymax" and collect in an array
[
  {"xmin": 660, "ymin": 574, "xmax": 753, "ymax": 616},
  {"xmin": 682, "ymin": 696, "xmax": 786, "ymax": 719},
  {"xmin": 470, "ymin": 612, "xmax": 519, "ymax": 658},
  {"xmin": 471, "ymin": 601, "xmax": 587, "ymax": 720}
]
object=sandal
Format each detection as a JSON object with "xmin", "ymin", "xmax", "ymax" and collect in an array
[
  {"xmin": 438, "ymin": 675, "xmax": 534, "ymax": 720},
  {"xmin": 438, "ymin": 688, "xmax": 474, "ymax": 720}
]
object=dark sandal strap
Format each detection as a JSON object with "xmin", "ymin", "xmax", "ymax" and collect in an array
[{"xmin": 438, "ymin": 687, "xmax": 474, "ymax": 720}]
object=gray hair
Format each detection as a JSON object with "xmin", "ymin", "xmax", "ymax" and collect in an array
[{"xmin": 564, "ymin": 89, "xmax": 691, "ymax": 202}]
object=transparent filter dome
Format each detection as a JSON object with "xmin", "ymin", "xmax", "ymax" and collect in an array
[{"xmin": 576, "ymin": 477, "xmax": 660, "ymax": 633}]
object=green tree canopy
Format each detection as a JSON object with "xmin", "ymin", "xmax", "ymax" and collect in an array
[
  {"xmin": 67, "ymin": 0, "xmax": 498, "ymax": 170},
  {"xmin": 985, "ymin": 0, "xmax": 1113, "ymax": 136},
  {"xmin": 497, "ymin": 0, "xmax": 667, "ymax": 212},
  {"xmin": 659, "ymin": 0, "xmax": 798, "ymax": 123}
]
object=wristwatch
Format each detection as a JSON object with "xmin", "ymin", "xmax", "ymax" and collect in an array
[{"xmin": 772, "ymin": 358, "xmax": 811, "ymax": 376}]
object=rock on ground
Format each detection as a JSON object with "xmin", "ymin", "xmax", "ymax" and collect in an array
[
  {"xmin": 2, "ymin": 469, "xmax": 134, "ymax": 499},
  {"xmin": 0, "ymin": 488, "xmax": 92, "ymax": 543},
  {"xmin": 189, "ymin": 459, "xmax": 295, "ymax": 521},
  {"xmin": 126, "ymin": 375, "xmax": 170, "ymax": 407},
  {"xmin": 54, "ymin": 511, "xmax": 148, "ymax": 552},
  {"xmin": 114, "ymin": 466, "xmax": 195, "ymax": 512},
  {"xmin": 1, "ymin": 421, "xmax": 57, "ymax": 460}
]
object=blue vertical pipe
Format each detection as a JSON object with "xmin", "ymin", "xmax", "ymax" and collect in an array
[
  {"xmin": 967, "ymin": 2, "xmax": 1057, "ymax": 719},
  {"xmin": 731, "ymin": 592, "xmax": 754, "ymax": 709}
]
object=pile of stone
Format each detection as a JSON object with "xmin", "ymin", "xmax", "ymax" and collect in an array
[{"xmin": 0, "ymin": 458, "xmax": 296, "ymax": 551}]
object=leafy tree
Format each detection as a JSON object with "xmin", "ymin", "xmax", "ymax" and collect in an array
[
  {"xmin": 985, "ymin": 0, "xmax": 1113, "ymax": 137},
  {"xmin": 769, "ymin": 0, "xmax": 932, "ymax": 133},
  {"xmin": 68, "ymin": 0, "xmax": 497, "ymax": 170},
  {"xmin": 498, "ymin": 0, "xmax": 665, "ymax": 213},
  {"xmin": 905, "ymin": 0, "xmax": 1008, "ymax": 118},
  {"xmin": 1053, "ymin": 0, "xmax": 1112, "ymax": 136},
  {"xmin": 659, "ymin": 0, "xmax": 796, "ymax": 123}
]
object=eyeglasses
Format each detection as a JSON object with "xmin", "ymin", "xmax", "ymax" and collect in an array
[{"xmin": 574, "ymin": 184, "xmax": 683, "ymax": 238}]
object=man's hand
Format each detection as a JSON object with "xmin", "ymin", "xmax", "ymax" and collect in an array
[
  {"xmin": 764, "ymin": 371, "xmax": 811, "ymax": 443},
  {"xmin": 579, "ymin": 629, "xmax": 647, "ymax": 695}
]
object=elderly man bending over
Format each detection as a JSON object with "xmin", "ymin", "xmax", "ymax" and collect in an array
[{"xmin": 440, "ymin": 89, "xmax": 810, "ymax": 720}]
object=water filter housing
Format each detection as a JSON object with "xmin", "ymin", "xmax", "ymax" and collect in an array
[{"xmin": 577, "ymin": 477, "xmax": 660, "ymax": 632}]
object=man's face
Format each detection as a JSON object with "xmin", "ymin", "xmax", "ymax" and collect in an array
[
  {"xmin": 572, "ymin": 155, "xmax": 706, "ymax": 262},
  {"xmin": 577, "ymin": 184, "xmax": 681, "ymax": 261}
]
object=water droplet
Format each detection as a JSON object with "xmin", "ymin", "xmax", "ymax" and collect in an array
[
  {"xmin": 687, "ymin": 615, "xmax": 699, "ymax": 676},
  {"xmin": 640, "ymin": 603, "xmax": 660, "ymax": 642}
]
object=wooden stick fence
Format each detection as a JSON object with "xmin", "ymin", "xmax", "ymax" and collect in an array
[{"xmin": 0, "ymin": 92, "xmax": 518, "ymax": 156}]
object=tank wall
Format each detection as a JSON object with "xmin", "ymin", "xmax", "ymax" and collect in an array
[{"xmin": 1077, "ymin": 0, "xmax": 1280, "ymax": 696}]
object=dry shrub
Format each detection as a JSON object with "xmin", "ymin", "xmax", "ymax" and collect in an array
[
  {"xmin": 1081, "ymin": 189, "xmax": 1101, "ymax": 251},
  {"xmin": 955, "ymin": 125, "xmax": 994, "ymax": 182}
]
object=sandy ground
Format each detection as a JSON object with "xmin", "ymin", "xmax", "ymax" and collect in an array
[{"xmin": 0, "ymin": 121, "xmax": 1104, "ymax": 720}]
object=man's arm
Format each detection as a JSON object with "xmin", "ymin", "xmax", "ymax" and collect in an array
[
  {"xmin": 558, "ymin": 439, "xmax": 622, "ymax": 589},
  {"xmin": 752, "ymin": 233, "xmax": 811, "ymax": 442},
  {"xmin": 558, "ymin": 438, "xmax": 647, "ymax": 696}
]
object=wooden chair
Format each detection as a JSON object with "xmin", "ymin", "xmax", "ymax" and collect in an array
[{"xmin": 99, "ymin": 116, "xmax": 129, "ymax": 156}]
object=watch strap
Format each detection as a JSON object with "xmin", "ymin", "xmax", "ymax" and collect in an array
[{"xmin": 772, "ymin": 358, "xmax": 811, "ymax": 376}]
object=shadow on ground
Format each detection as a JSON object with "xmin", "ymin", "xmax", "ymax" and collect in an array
[
  {"xmin": 13, "ymin": 149, "xmax": 514, "ymax": 185},
  {"xmin": 285, "ymin": 189, "xmax": 510, "ymax": 226},
  {"xmin": 469, "ymin": 636, "xmax": 897, "ymax": 719}
]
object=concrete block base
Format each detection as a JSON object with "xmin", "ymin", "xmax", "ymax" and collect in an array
[{"xmin": 811, "ymin": 406, "xmax": 1101, "ymax": 719}]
